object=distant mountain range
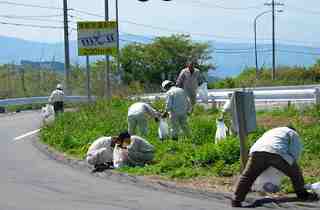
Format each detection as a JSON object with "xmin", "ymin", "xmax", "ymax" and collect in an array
[{"xmin": 1, "ymin": 35, "xmax": 320, "ymax": 78}]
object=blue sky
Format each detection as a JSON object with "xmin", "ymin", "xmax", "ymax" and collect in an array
[{"xmin": 0, "ymin": 0, "xmax": 319, "ymax": 47}]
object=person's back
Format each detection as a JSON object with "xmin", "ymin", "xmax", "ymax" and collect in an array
[
  {"xmin": 128, "ymin": 102, "xmax": 158, "ymax": 118},
  {"xmin": 250, "ymin": 127, "xmax": 302, "ymax": 164},
  {"xmin": 86, "ymin": 136, "xmax": 113, "ymax": 165},
  {"xmin": 127, "ymin": 135, "xmax": 154, "ymax": 166},
  {"xmin": 49, "ymin": 89, "xmax": 64, "ymax": 103},
  {"xmin": 127, "ymin": 102, "xmax": 159, "ymax": 136},
  {"xmin": 166, "ymin": 86, "xmax": 191, "ymax": 116}
]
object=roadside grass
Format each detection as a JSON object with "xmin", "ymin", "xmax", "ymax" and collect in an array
[{"xmin": 40, "ymin": 99, "xmax": 320, "ymax": 193}]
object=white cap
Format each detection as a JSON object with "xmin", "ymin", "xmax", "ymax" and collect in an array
[
  {"xmin": 161, "ymin": 80, "xmax": 173, "ymax": 90},
  {"xmin": 56, "ymin": 84, "xmax": 63, "ymax": 90}
]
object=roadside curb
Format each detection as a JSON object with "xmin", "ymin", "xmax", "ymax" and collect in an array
[
  {"xmin": 32, "ymin": 136, "xmax": 320, "ymax": 209},
  {"xmin": 31, "ymin": 136, "xmax": 232, "ymax": 203}
]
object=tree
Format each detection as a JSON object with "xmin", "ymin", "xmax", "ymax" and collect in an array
[{"xmin": 120, "ymin": 34, "xmax": 214, "ymax": 87}]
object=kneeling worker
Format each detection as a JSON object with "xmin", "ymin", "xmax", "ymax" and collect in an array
[
  {"xmin": 232, "ymin": 126, "xmax": 318, "ymax": 207},
  {"xmin": 86, "ymin": 136, "xmax": 118, "ymax": 172},
  {"xmin": 128, "ymin": 102, "xmax": 161, "ymax": 136},
  {"xmin": 117, "ymin": 131, "xmax": 154, "ymax": 167}
]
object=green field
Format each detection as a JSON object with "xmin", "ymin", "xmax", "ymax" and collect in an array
[{"xmin": 40, "ymin": 99, "xmax": 320, "ymax": 192}]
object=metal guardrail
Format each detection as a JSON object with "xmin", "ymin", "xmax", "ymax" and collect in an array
[
  {"xmin": 1, "ymin": 84, "xmax": 320, "ymax": 107},
  {"xmin": 0, "ymin": 96, "xmax": 92, "ymax": 106}
]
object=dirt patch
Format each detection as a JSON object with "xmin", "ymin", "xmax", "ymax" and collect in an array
[
  {"xmin": 144, "ymin": 175, "xmax": 237, "ymax": 193},
  {"xmin": 257, "ymin": 115, "xmax": 318, "ymax": 128}
]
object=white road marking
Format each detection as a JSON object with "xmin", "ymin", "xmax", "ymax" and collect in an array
[{"xmin": 13, "ymin": 129, "xmax": 41, "ymax": 142}]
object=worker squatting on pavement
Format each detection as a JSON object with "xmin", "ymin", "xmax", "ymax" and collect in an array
[
  {"xmin": 232, "ymin": 126, "xmax": 318, "ymax": 207},
  {"xmin": 116, "ymin": 131, "xmax": 155, "ymax": 167},
  {"xmin": 127, "ymin": 102, "xmax": 161, "ymax": 136},
  {"xmin": 162, "ymin": 80, "xmax": 192, "ymax": 140},
  {"xmin": 176, "ymin": 60, "xmax": 202, "ymax": 106},
  {"xmin": 86, "ymin": 132, "xmax": 155, "ymax": 171},
  {"xmin": 48, "ymin": 84, "xmax": 65, "ymax": 115}
]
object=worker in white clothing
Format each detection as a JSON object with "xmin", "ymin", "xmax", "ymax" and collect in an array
[
  {"xmin": 48, "ymin": 84, "xmax": 65, "ymax": 115},
  {"xmin": 117, "ymin": 131, "xmax": 155, "ymax": 167},
  {"xmin": 86, "ymin": 136, "xmax": 119, "ymax": 172},
  {"xmin": 162, "ymin": 80, "xmax": 192, "ymax": 140},
  {"xmin": 232, "ymin": 126, "xmax": 318, "ymax": 207},
  {"xmin": 127, "ymin": 102, "xmax": 161, "ymax": 136},
  {"xmin": 176, "ymin": 60, "xmax": 202, "ymax": 106}
]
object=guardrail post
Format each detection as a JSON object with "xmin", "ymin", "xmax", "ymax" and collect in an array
[{"xmin": 314, "ymin": 88, "xmax": 320, "ymax": 105}]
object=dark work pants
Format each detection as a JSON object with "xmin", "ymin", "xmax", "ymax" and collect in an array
[
  {"xmin": 234, "ymin": 152, "xmax": 306, "ymax": 202},
  {"xmin": 53, "ymin": 101, "xmax": 64, "ymax": 115}
]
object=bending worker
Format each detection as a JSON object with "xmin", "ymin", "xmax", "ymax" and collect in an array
[
  {"xmin": 162, "ymin": 80, "xmax": 192, "ymax": 140},
  {"xmin": 117, "ymin": 131, "xmax": 154, "ymax": 167},
  {"xmin": 128, "ymin": 102, "xmax": 161, "ymax": 136},
  {"xmin": 48, "ymin": 84, "xmax": 65, "ymax": 115},
  {"xmin": 176, "ymin": 60, "xmax": 202, "ymax": 106},
  {"xmin": 86, "ymin": 136, "xmax": 119, "ymax": 172},
  {"xmin": 232, "ymin": 126, "xmax": 318, "ymax": 207}
]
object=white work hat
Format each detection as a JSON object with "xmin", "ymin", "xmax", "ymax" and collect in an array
[
  {"xmin": 56, "ymin": 84, "xmax": 63, "ymax": 90},
  {"xmin": 161, "ymin": 80, "xmax": 174, "ymax": 90}
]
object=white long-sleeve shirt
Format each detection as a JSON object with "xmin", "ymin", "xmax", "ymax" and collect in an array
[
  {"xmin": 128, "ymin": 102, "xmax": 160, "ymax": 118},
  {"xmin": 86, "ymin": 136, "xmax": 114, "ymax": 163},
  {"xmin": 250, "ymin": 127, "xmax": 302, "ymax": 165},
  {"xmin": 48, "ymin": 89, "xmax": 64, "ymax": 103},
  {"xmin": 165, "ymin": 87, "xmax": 191, "ymax": 116}
]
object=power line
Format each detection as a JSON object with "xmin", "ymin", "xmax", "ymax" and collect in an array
[
  {"xmin": 0, "ymin": 21, "xmax": 64, "ymax": 29},
  {"xmin": 286, "ymin": 5, "xmax": 320, "ymax": 15},
  {"xmin": 0, "ymin": 20, "xmax": 76, "ymax": 30},
  {"xmin": 187, "ymin": 0, "xmax": 264, "ymax": 10},
  {"xmin": 0, "ymin": 15, "xmax": 66, "ymax": 24},
  {"xmin": 0, "ymin": 14, "xmax": 63, "ymax": 18},
  {"xmin": 0, "ymin": 1, "xmax": 61, "ymax": 10}
]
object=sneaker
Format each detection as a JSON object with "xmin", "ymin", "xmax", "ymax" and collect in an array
[
  {"xmin": 231, "ymin": 199, "xmax": 242, "ymax": 207},
  {"xmin": 297, "ymin": 192, "xmax": 319, "ymax": 201}
]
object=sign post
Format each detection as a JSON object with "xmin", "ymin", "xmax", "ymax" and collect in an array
[
  {"xmin": 232, "ymin": 91, "xmax": 257, "ymax": 172},
  {"xmin": 77, "ymin": 21, "xmax": 118, "ymax": 100}
]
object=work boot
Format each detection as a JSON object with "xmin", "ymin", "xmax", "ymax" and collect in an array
[
  {"xmin": 91, "ymin": 163, "xmax": 110, "ymax": 173},
  {"xmin": 297, "ymin": 191, "xmax": 319, "ymax": 201},
  {"xmin": 231, "ymin": 199, "xmax": 242, "ymax": 207}
]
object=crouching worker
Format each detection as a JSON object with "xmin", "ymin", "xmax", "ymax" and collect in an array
[
  {"xmin": 86, "ymin": 136, "xmax": 118, "ymax": 172},
  {"xmin": 117, "ymin": 132, "xmax": 154, "ymax": 167},
  {"xmin": 128, "ymin": 102, "xmax": 161, "ymax": 136},
  {"xmin": 232, "ymin": 126, "xmax": 318, "ymax": 207}
]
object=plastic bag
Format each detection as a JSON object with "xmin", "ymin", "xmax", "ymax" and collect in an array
[
  {"xmin": 41, "ymin": 104, "xmax": 55, "ymax": 123},
  {"xmin": 215, "ymin": 119, "xmax": 228, "ymax": 143},
  {"xmin": 158, "ymin": 118, "xmax": 169, "ymax": 140},
  {"xmin": 252, "ymin": 167, "xmax": 284, "ymax": 193},
  {"xmin": 113, "ymin": 145, "xmax": 128, "ymax": 169},
  {"xmin": 41, "ymin": 104, "xmax": 54, "ymax": 118},
  {"xmin": 197, "ymin": 82, "xmax": 208, "ymax": 103},
  {"xmin": 305, "ymin": 182, "xmax": 320, "ymax": 196}
]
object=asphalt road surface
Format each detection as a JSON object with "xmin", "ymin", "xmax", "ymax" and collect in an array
[{"xmin": 1, "ymin": 111, "xmax": 319, "ymax": 210}]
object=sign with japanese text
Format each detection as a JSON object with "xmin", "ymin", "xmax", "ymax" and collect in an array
[{"xmin": 77, "ymin": 21, "xmax": 117, "ymax": 56}]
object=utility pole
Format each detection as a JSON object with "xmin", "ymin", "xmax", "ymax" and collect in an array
[
  {"xmin": 86, "ymin": 56, "xmax": 91, "ymax": 102},
  {"xmin": 63, "ymin": 0, "xmax": 71, "ymax": 95},
  {"xmin": 115, "ymin": 0, "xmax": 121, "ymax": 82},
  {"xmin": 105, "ymin": 0, "xmax": 111, "ymax": 99},
  {"xmin": 272, "ymin": 0, "xmax": 275, "ymax": 80},
  {"xmin": 265, "ymin": 1, "xmax": 284, "ymax": 81}
]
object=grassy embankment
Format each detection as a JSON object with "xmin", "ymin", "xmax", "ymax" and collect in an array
[{"xmin": 40, "ymin": 99, "xmax": 320, "ymax": 192}]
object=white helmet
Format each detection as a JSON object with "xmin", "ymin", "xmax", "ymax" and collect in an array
[
  {"xmin": 56, "ymin": 84, "xmax": 63, "ymax": 90},
  {"xmin": 161, "ymin": 80, "xmax": 174, "ymax": 90}
]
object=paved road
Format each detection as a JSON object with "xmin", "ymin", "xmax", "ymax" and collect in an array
[{"xmin": 1, "ymin": 111, "xmax": 319, "ymax": 210}]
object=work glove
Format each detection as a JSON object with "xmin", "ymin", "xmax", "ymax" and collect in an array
[{"xmin": 162, "ymin": 112, "xmax": 169, "ymax": 118}]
